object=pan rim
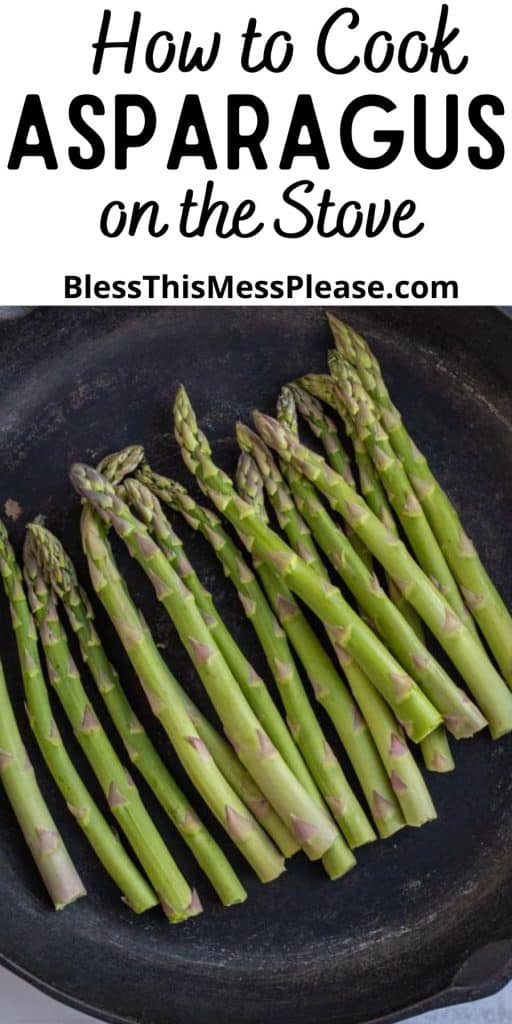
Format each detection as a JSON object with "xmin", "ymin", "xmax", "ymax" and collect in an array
[{"xmin": 2, "ymin": 947, "xmax": 509, "ymax": 1024}]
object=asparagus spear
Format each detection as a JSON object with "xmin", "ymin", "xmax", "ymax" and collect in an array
[
  {"xmin": 0, "ymin": 654, "xmax": 85, "ymax": 911},
  {"xmin": 233, "ymin": 434, "xmax": 402, "ymax": 819},
  {"xmin": 345, "ymin": 662, "xmax": 436, "ymax": 827},
  {"xmin": 71, "ymin": 465, "xmax": 343, "ymax": 866},
  {"xmin": 237, "ymin": 451, "xmax": 438, "ymax": 824},
  {"xmin": 28, "ymin": 524, "xmax": 248, "ymax": 907},
  {"xmin": 288, "ymin": 384, "xmax": 355, "ymax": 484},
  {"xmin": 134, "ymin": 469, "xmax": 356, "ymax": 878},
  {"xmin": 167, "ymin": 675, "xmax": 298, "ymax": 859},
  {"xmin": 121, "ymin": 478, "xmax": 315, "ymax": 796},
  {"xmin": 279, "ymin": 385, "xmax": 373, "ymax": 577},
  {"xmin": 0, "ymin": 521, "xmax": 157, "ymax": 914},
  {"xmin": 77, "ymin": 502, "xmax": 288, "ymax": 881},
  {"xmin": 97, "ymin": 445, "xmax": 145, "ymax": 486},
  {"xmin": 296, "ymin": 374, "xmax": 338, "ymax": 409},
  {"xmin": 287, "ymin": 387, "xmax": 454, "ymax": 772},
  {"xmin": 236, "ymin": 452, "xmax": 378, "ymax": 848},
  {"xmin": 235, "ymin": 452, "xmax": 405, "ymax": 839},
  {"xmin": 330, "ymin": 352, "xmax": 478, "ymax": 638},
  {"xmin": 330, "ymin": 315, "xmax": 512, "ymax": 687},
  {"xmin": 95, "ymin": 451, "xmax": 296, "ymax": 859},
  {"xmin": 122, "ymin": 486, "xmax": 359, "ymax": 878},
  {"xmin": 286, "ymin": 386, "xmax": 422, "ymax": 625},
  {"xmin": 172, "ymin": 386, "xmax": 441, "ymax": 743},
  {"xmin": 254, "ymin": 412, "xmax": 512, "ymax": 739},
  {"xmin": 309, "ymin": 360, "xmax": 454, "ymax": 644},
  {"xmin": 23, "ymin": 540, "xmax": 201, "ymax": 923},
  {"xmin": 419, "ymin": 728, "xmax": 454, "ymax": 773}
]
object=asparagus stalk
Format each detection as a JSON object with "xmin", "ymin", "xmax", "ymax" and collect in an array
[
  {"xmin": 330, "ymin": 352, "xmax": 478, "ymax": 638},
  {"xmin": 237, "ymin": 449, "xmax": 439, "ymax": 822},
  {"xmin": 287, "ymin": 386, "xmax": 422, "ymax": 624},
  {"xmin": 330, "ymin": 315, "xmax": 512, "ymax": 687},
  {"xmin": 121, "ymin": 478, "xmax": 315, "ymax": 797},
  {"xmin": 169, "ymin": 676, "xmax": 298, "ymax": 858},
  {"xmin": 420, "ymin": 728, "xmax": 454, "ymax": 773},
  {"xmin": 172, "ymin": 386, "xmax": 442, "ymax": 743},
  {"xmin": 71, "ymin": 465, "xmax": 342, "ymax": 866},
  {"xmin": 23, "ymin": 541, "xmax": 201, "ymax": 923},
  {"xmin": 254, "ymin": 412, "xmax": 512, "ymax": 739},
  {"xmin": 77, "ymin": 502, "xmax": 288, "ymax": 881},
  {"xmin": 235, "ymin": 424, "xmax": 327, "ymax": 581},
  {"xmin": 276, "ymin": 389, "xmax": 456, "ymax": 770},
  {"xmin": 134, "ymin": 469, "xmax": 356, "ymax": 878},
  {"xmin": 234, "ymin": 432, "xmax": 400, "ymax": 818},
  {"xmin": 0, "ymin": 521, "xmax": 157, "ymax": 913},
  {"xmin": 28, "ymin": 524, "xmax": 248, "ymax": 907},
  {"xmin": 278, "ymin": 386, "xmax": 372, "ymax": 574},
  {"xmin": 291, "ymin": 379, "xmax": 484, "ymax": 764},
  {"xmin": 235, "ymin": 452, "xmax": 404, "ymax": 840},
  {"xmin": 288, "ymin": 383, "xmax": 355, "ymax": 484},
  {"xmin": 0, "ymin": 653, "xmax": 85, "ymax": 911},
  {"xmin": 96, "ymin": 452, "xmax": 296, "ymax": 859},
  {"xmin": 236, "ymin": 452, "xmax": 377, "ymax": 849},
  {"xmin": 326, "ymin": 417, "xmax": 454, "ymax": 772},
  {"xmin": 346, "ymin": 661, "xmax": 436, "ymax": 827}
]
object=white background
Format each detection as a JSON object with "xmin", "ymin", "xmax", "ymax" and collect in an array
[
  {"xmin": 0, "ymin": 0, "xmax": 511, "ymax": 304},
  {"xmin": 1, "ymin": 4, "xmax": 511, "ymax": 1018}
]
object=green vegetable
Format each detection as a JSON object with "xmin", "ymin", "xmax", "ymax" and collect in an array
[
  {"xmin": 330, "ymin": 315, "xmax": 512, "ymax": 687},
  {"xmin": 28, "ymin": 522, "xmax": 248, "ymax": 907},
  {"xmin": 71, "ymin": 465, "xmax": 342, "ymax": 866},
  {"xmin": 121, "ymin": 477, "xmax": 314, "ymax": 800},
  {"xmin": 281, "ymin": 387, "xmax": 451, "ymax": 770},
  {"xmin": 0, "ymin": 650, "xmax": 85, "ymax": 911},
  {"xmin": 254, "ymin": 411, "xmax": 512, "ymax": 740},
  {"xmin": 169, "ymin": 389, "xmax": 441, "ymax": 742},
  {"xmin": 100, "ymin": 451, "xmax": 297, "ymax": 860},
  {"xmin": 76, "ymin": 500, "xmax": 288, "ymax": 881},
  {"xmin": 330, "ymin": 351, "xmax": 478, "ymax": 639},
  {"xmin": 134, "ymin": 468, "xmax": 355, "ymax": 879},
  {"xmin": 0, "ymin": 519, "xmax": 155, "ymax": 914},
  {"xmin": 235, "ymin": 450, "xmax": 402, "ymax": 841},
  {"xmin": 23, "ymin": 536, "xmax": 199, "ymax": 923},
  {"xmin": 248, "ymin": 410, "xmax": 484, "ymax": 742},
  {"xmin": 346, "ymin": 661, "xmax": 437, "ymax": 827}
]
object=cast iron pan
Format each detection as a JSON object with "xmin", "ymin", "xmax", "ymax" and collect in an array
[{"xmin": 0, "ymin": 307, "xmax": 511, "ymax": 1024}]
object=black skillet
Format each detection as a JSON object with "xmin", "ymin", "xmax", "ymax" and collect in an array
[{"xmin": 0, "ymin": 306, "xmax": 511, "ymax": 1024}]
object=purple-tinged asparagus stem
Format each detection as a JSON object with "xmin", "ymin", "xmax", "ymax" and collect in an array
[
  {"xmin": 134, "ymin": 468, "xmax": 355, "ymax": 879},
  {"xmin": 254, "ymin": 412, "xmax": 512, "ymax": 740},
  {"xmin": 276, "ymin": 387, "xmax": 457, "ymax": 773},
  {"xmin": 28, "ymin": 522, "xmax": 247, "ymax": 907},
  {"xmin": 172, "ymin": 387, "xmax": 441, "ymax": 743},
  {"xmin": 329, "ymin": 314, "xmax": 512, "ymax": 687},
  {"xmin": 23, "ymin": 540, "xmax": 198, "ymax": 923},
  {"xmin": 77, "ymin": 501, "xmax": 287, "ymax": 882},
  {"xmin": 0, "ymin": 653, "xmax": 85, "ymax": 910},
  {"xmin": 235, "ymin": 449, "xmax": 404, "ymax": 840},
  {"xmin": 71, "ymin": 464, "xmax": 342, "ymax": 864}
]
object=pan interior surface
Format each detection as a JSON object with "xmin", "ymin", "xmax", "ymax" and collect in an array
[{"xmin": 0, "ymin": 307, "xmax": 511, "ymax": 1024}]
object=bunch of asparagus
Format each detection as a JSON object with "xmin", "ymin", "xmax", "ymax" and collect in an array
[{"xmin": 2, "ymin": 313, "xmax": 511, "ymax": 920}]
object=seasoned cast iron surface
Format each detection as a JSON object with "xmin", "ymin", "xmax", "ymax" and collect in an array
[{"xmin": 0, "ymin": 307, "xmax": 511, "ymax": 1024}]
